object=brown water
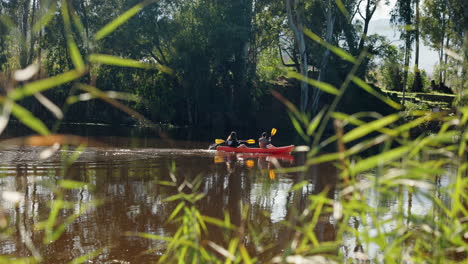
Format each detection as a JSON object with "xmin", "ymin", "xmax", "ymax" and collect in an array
[
  {"xmin": 0, "ymin": 125, "xmax": 453, "ymax": 263},
  {"xmin": 0, "ymin": 125, "xmax": 342, "ymax": 263}
]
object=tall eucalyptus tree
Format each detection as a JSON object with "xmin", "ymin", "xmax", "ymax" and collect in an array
[
  {"xmin": 285, "ymin": 0, "xmax": 309, "ymax": 112},
  {"xmin": 391, "ymin": 0, "xmax": 414, "ymax": 104}
]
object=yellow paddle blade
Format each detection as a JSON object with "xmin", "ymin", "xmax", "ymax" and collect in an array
[
  {"xmin": 246, "ymin": 160, "xmax": 255, "ymax": 168},
  {"xmin": 245, "ymin": 139, "xmax": 256, "ymax": 144},
  {"xmin": 269, "ymin": 169, "xmax": 276, "ymax": 180},
  {"xmin": 271, "ymin": 128, "xmax": 277, "ymax": 136},
  {"xmin": 215, "ymin": 139, "xmax": 225, "ymax": 144},
  {"xmin": 214, "ymin": 156, "xmax": 224, "ymax": 163}
]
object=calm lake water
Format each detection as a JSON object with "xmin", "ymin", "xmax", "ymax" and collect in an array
[{"xmin": 0, "ymin": 124, "xmax": 453, "ymax": 263}]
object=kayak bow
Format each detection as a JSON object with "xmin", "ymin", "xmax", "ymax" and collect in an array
[{"xmin": 216, "ymin": 145, "xmax": 294, "ymax": 154}]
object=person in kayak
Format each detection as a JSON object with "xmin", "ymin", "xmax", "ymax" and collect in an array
[
  {"xmin": 258, "ymin": 132, "xmax": 272, "ymax": 148},
  {"xmin": 226, "ymin": 131, "xmax": 246, "ymax": 148}
]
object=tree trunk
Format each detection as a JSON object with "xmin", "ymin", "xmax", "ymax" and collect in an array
[
  {"xmin": 19, "ymin": 0, "xmax": 31, "ymax": 68},
  {"xmin": 235, "ymin": 0, "xmax": 253, "ymax": 121},
  {"xmin": 27, "ymin": 0, "xmax": 36, "ymax": 65},
  {"xmin": 412, "ymin": 0, "xmax": 422, "ymax": 92},
  {"xmin": 286, "ymin": 0, "xmax": 308, "ymax": 112},
  {"xmin": 443, "ymin": 36, "xmax": 450, "ymax": 83},
  {"xmin": 80, "ymin": 0, "xmax": 90, "ymax": 51},
  {"xmin": 357, "ymin": 0, "xmax": 378, "ymax": 52},
  {"xmin": 439, "ymin": 14, "xmax": 446, "ymax": 83},
  {"xmin": 401, "ymin": 37, "xmax": 411, "ymax": 105},
  {"xmin": 311, "ymin": 0, "xmax": 335, "ymax": 115}
]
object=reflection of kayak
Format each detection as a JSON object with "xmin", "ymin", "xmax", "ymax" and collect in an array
[
  {"xmin": 216, "ymin": 145, "xmax": 294, "ymax": 154},
  {"xmin": 236, "ymin": 153, "xmax": 294, "ymax": 162}
]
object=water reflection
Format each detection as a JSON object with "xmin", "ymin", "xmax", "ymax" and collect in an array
[
  {"xmin": 0, "ymin": 141, "xmax": 343, "ymax": 262},
  {"xmin": 0, "ymin": 137, "xmax": 450, "ymax": 263}
]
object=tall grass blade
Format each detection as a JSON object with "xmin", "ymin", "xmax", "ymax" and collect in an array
[
  {"xmin": 88, "ymin": 54, "xmax": 151, "ymax": 68},
  {"xmin": 0, "ymin": 98, "xmax": 12, "ymax": 135},
  {"xmin": 61, "ymin": 0, "xmax": 85, "ymax": 72},
  {"xmin": 32, "ymin": 2, "xmax": 57, "ymax": 32},
  {"xmin": 335, "ymin": 0, "xmax": 350, "ymax": 18},
  {"xmin": 341, "ymin": 114, "xmax": 399, "ymax": 143},
  {"xmin": 67, "ymin": 39, "xmax": 85, "ymax": 72},
  {"xmin": 351, "ymin": 76, "xmax": 402, "ymax": 109},
  {"xmin": 287, "ymin": 71, "xmax": 340, "ymax": 95},
  {"xmin": 0, "ymin": 257, "xmax": 39, "ymax": 264},
  {"xmin": 307, "ymin": 108, "xmax": 325, "ymax": 136},
  {"xmin": 304, "ymin": 28, "xmax": 357, "ymax": 64},
  {"xmin": 8, "ymin": 70, "xmax": 83, "ymax": 100},
  {"xmin": 34, "ymin": 92, "xmax": 63, "ymax": 119},
  {"xmin": 58, "ymin": 179, "xmax": 93, "ymax": 190},
  {"xmin": 75, "ymin": 84, "xmax": 153, "ymax": 126},
  {"xmin": 350, "ymin": 145, "xmax": 412, "ymax": 175},
  {"xmin": 95, "ymin": 1, "xmax": 149, "ymax": 40},
  {"xmin": 0, "ymin": 97, "xmax": 49, "ymax": 135},
  {"xmin": 67, "ymin": 249, "xmax": 103, "ymax": 264},
  {"xmin": 289, "ymin": 112, "xmax": 308, "ymax": 142}
]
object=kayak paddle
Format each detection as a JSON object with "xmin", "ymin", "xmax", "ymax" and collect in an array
[
  {"xmin": 271, "ymin": 128, "xmax": 277, "ymax": 136},
  {"xmin": 215, "ymin": 139, "xmax": 256, "ymax": 144}
]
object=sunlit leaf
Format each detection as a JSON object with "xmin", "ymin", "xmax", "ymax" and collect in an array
[
  {"xmin": 290, "ymin": 181, "xmax": 309, "ymax": 191},
  {"xmin": 167, "ymin": 202, "xmax": 185, "ymax": 223},
  {"xmin": 71, "ymin": 9, "xmax": 85, "ymax": 37},
  {"xmin": 304, "ymin": 28, "xmax": 357, "ymax": 63},
  {"xmin": 67, "ymin": 249, "xmax": 103, "ymax": 264},
  {"xmin": 335, "ymin": 0, "xmax": 349, "ymax": 18},
  {"xmin": 8, "ymin": 70, "xmax": 83, "ymax": 100},
  {"xmin": 156, "ymin": 180, "xmax": 177, "ymax": 186},
  {"xmin": 350, "ymin": 145, "xmax": 412, "ymax": 175},
  {"xmin": 95, "ymin": 1, "xmax": 148, "ymax": 40},
  {"xmin": 207, "ymin": 241, "xmax": 235, "ymax": 261},
  {"xmin": 307, "ymin": 152, "xmax": 341, "ymax": 165},
  {"xmin": 395, "ymin": 114, "xmax": 437, "ymax": 132},
  {"xmin": 342, "ymin": 114, "xmax": 399, "ymax": 143},
  {"xmin": 39, "ymin": 143, "xmax": 60, "ymax": 160},
  {"xmin": 14, "ymin": 64, "xmax": 39, "ymax": 81},
  {"xmin": 0, "ymin": 256, "xmax": 39, "ymax": 264},
  {"xmin": 352, "ymin": 76, "xmax": 402, "ymax": 109},
  {"xmin": 200, "ymin": 215, "xmax": 235, "ymax": 230},
  {"xmin": 130, "ymin": 232, "xmax": 173, "ymax": 242},
  {"xmin": 271, "ymin": 90, "xmax": 304, "ymax": 122},
  {"xmin": 239, "ymin": 245, "xmax": 254, "ymax": 264},
  {"xmin": 307, "ymin": 108, "xmax": 326, "ymax": 136},
  {"xmin": 88, "ymin": 54, "xmax": 152, "ymax": 68},
  {"xmin": 88, "ymin": 54, "xmax": 173, "ymax": 74},
  {"xmin": 58, "ymin": 180, "xmax": 93, "ymax": 190},
  {"xmin": 75, "ymin": 84, "xmax": 153, "ymax": 127},
  {"xmin": 64, "ymin": 144, "xmax": 86, "ymax": 167},
  {"xmin": 0, "ymin": 98, "xmax": 12, "ymax": 135},
  {"xmin": 34, "ymin": 92, "xmax": 63, "ymax": 119},
  {"xmin": 67, "ymin": 39, "xmax": 85, "ymax": 72},
  {"xmin": 32, "ymin": 2, "xmax": 57, "ymax": 32},
  {"xmin": 60, "ymin": 0, "xmax": 84, "ymax": 72},
  {"xmin": 287, "ymin": 71, "xmax": 340, "ymax": 95},
  {"xmin": 0, "ymin": 98, "xmax": 50, "ymax": 135},
  {"xmin": 289, "ymin": 112, "xmax": 308, "ymax": 142}
]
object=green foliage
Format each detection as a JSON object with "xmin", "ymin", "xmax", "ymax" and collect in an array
[
  {"xmin": 0, "ymin": 0, "xmax": 466, "ymax": 263},
  {"xmin": 378, "ymin": 45, "xmax": 405, "ymax": 91}
]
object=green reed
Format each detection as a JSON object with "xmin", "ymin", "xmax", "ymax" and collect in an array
[{"xmin": 0, "ymin": 0, "xmax": 466, "ymax": 263}]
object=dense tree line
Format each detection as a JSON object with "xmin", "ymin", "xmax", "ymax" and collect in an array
[{"xmin": 0, "ymin": 0, "xmax": 465, "ymax": 131}]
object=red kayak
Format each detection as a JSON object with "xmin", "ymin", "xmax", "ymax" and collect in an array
[{"xmin": 216, "ymin": 145, "xmax": 294, "ymax": 154}]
